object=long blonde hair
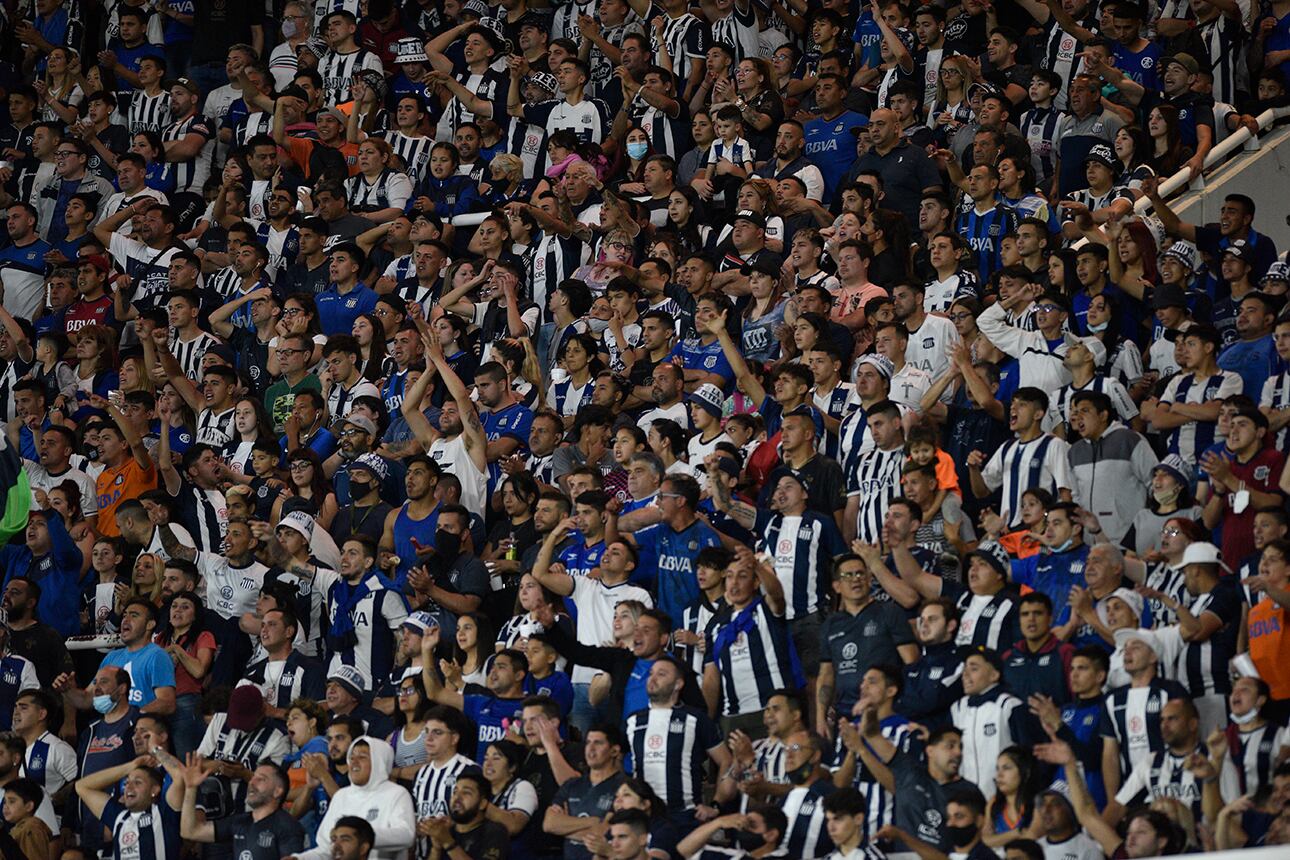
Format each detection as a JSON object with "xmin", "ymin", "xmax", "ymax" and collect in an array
[{"xmin": 935, "ymin": 55, "xmax": 973, "ymax": 107}]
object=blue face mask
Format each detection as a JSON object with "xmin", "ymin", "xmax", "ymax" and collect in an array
[
  {"xmin": 1052, "ymin": 538, "xmax": 1075, "ymax": 553},
  {"xmin": 92, "ymin": 694, "xmax": 114, "ymax": 714},
  {"xmin": 1086, "ymin": 320, "xmax": 1109, "ymax": 333},
  {"xmin": 626, "ymin": 141, "xmax": 649, "ymax": 159}
]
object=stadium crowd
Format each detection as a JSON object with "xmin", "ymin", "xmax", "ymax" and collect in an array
[{"xmin": 0, "ymin": 0, "xmax": 1288, "ymax": 856}]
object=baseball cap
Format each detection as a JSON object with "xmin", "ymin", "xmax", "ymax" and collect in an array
[
  {"xmin": 1223, "ymin": 239, "xmax": 1252, "ymax": 263},
  {"xmin": 1180, "ymin": 541, "xmax": 1230, "ymax": 571},
  {"xmin": 79, "ymin": 253, "xmax": 112, "ymax": 274},
  {"xmin": 1083, "ymin": 143, "xmax": 1116, "ymax": 170},
  {"xmin": 734, "ymin": 210, "xmax": 766, "ymax": 229},
  {"xmin": 343, "ymin": 414, "xmax": 379, "ymax": 436},
  {"xmin": 687, "ymin": 383, "xmax": 725, "ymax": 419},
  {"xmin": 166, "ymin": 77, "xmax": 200, "ymax": 96},
  {"xmin": 1166, "ymin": 53, "xmax": 1200, "ymax": 76},
  {"xmin": 461, "ymin": 0, "xmax": 489, "ymax": 17},
  {"xmin": 318, "ymin": 107, "xmax": 348, "ymax": 125},
  {"xmin": 349, "ymin": 451, "xmax": 389, "ymax": 481},
  {"xmin": 327, "ymin": 665, "xmax": 369, "ymax": 698},
  {"xmin": 1103, "ymin": 587, "xmax": 1144, "ymax": 621},
  {"xmin": 741, "ymin": 256, "xmax": 781, "ymax": 278},
  {"xmin": 1063, "ymin": 331, "xmax": 1107, "ymax": 366},
  {"xmin": 276, "ymin": 510, "xmax": 315, "ymax": 541},
  {"xmin": 1114, "ymin": 626, "xmax": 1159, "ymax": 655},
  {"xmin": 1151, "ymin": 283, "xmax": 1189, "ymax": 310},
  {"xmin": 968, "ymin": 81, "xmax": 1003, "ymax": 100},
  {"xmin": 402, "ymin": 611, "xmax": 439, "ymax": 634}
]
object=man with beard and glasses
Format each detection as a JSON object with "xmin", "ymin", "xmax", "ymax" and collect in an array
[
  {"xmin": 419, "ymin": 769, "xmax": 510, "ymax": 860},
  {"xmin": 177, "ymin": 756, "xmax": 305, "ymax": 858}
]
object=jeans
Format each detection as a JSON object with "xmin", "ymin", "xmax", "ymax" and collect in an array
[
  {"xmin": 172, "ymin": 692, "xmax": 205, "ymax": 758},
  {"xmin": 188, "ymin": 61, "xmax": 228, "ymax": 104},
  {"xmin": 569, "ymin": 681, "xmax": 606, "ymax": 738}
]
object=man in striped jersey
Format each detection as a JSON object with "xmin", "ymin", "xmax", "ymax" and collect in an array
[
  {"xmin": 844, "ymin": 399, "xmax": 905, "ymax": 545},
  {"xmin": 1105, "ymin": 698, "xmax": 1205, "ymax": 826},
  {"xmin": 409, "ymin": 706, "xmax": 474, "ymax": 835},
  {"xmin": 1099, "ymin": 628, "xmax": 1188, "ymax": 792},
  {"xmin": 656, "ymin": 0, "xmax": 709, "ymax": 103},
  {"xmin": 624, "ymin": 656, "xmax": 736, "ymax": 820},
  {"xmin": 1144, "ymin": 323, "xmax": 1243, "ymax": 469},
  {"xmin": 776, "ymin": 730, "xmax": 836, "ymax": 858},
  {"xmin": 317, "ymin": 12, "xmax": 385, "ymax": 108},
  {"xmin": 968, "ymin": 387, "xmax": 1073, "ymax": 528},
  {"xmin": 834, "ymin": 667, "xmax": 918, "ymax": 844},
  {"xmin": 75, "ymin": 759, "xmax": 182, "ymax": 860},
  {"xmin": 165, "ymin": 290, "xmax": 221, "ymax": 382},
  {"xmin": 703, "ymin": 551, "xmax": 803, "ymax": 737}
]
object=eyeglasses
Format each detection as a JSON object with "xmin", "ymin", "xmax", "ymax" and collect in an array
[
  {"xmin": 275, "ymin": 348, "xmax": 305, "ymax": 356},
  {"xmin": 940, "ymin": 68, "xmax": 962, "ymax": 77},
  {"xmin": 289, "ymin": 462, "xmax": 312, "ymax": 471},
  {"xmin": 339, "ymin": 428, "xmax": 366, "ymax": 438},
  {"xmin": 658, "ymin": 492, "xmax": 683, "ymax": 499},
  {"xmin": 397, "ymin": 687, "xmax": 418, "ymax": 696},
  {"xmin": 1162, "ymin": 526, "xmax": 1182, "ymax": 537},
  {"xmin": 837, "ymin": 570, "xmax": 866, "ymax": 580},
  {"xmin": 55, "ymin": 150, "xmax": 81, "ymax": 158},
  {"xmin": 1035, "ymin": 303, "xmax": 1062, "ymax": 313},
  {"xmin": 282, "ymin": 308, "xmax": 304, "ymax": 317},
  {"xmin": 949, "ymin": 312, "xmax": 973, "ymax": 321}
]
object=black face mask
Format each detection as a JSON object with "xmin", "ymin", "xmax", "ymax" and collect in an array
[
  {"xmin": 435, "ymin": 529, "xmax": 462, "ymax": 558},
  {"xmin": 729, "ymin": 830, "xmax": 766, "ymax": 851},
  {"xmin": 349, "ymin": 478, "xmax": 373, "ymax": 499},
  {"xmin": 785, "ymin": 759, "xmax": 815, "ymax": 785},
  {"xmin": 944, "ymin": 824, "xmax": 978, "ymax": 847}
]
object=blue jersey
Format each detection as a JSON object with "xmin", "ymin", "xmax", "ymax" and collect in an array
[
  {"xmin": 668, "ymin": 340, "xmax": 734, "ymax": 390},
  {"xmin": 523, "ymin": 670, "xmax": 574, "ymax": 718},
  {"xmin": 482, "ymin": 402, "xmax": 534, "ymax": 487},
  {"xmin": 957, "ymin": 202, "xmax": 1018, "ymax": 282},
  {"xmin": 463, "ymin": 693, "xmax": 525, "ymax": 760},
  {"xmin": 315, "ymin": 283, "xmax": 379, "ymax": 336},
  {"xmin": 559, "ymin": 537, "xmax": 607, "ymax": 579},
  {"xmin": 100, "ymin": 644, "xmax": 176, "ymax": 708},
  {"xmin": 634, "ymin": 518, "xmax": 724, "ymax": 622},
  {"xmin": 803, "ymin": 111, "xmax": 869, "ymax": 201},
  {"xmin": 1011, "ymin": 545, "xmax": 1091, "ymax": 623},
  {"xmin": 852, "ymin": 11, "xmax": 882, "ymax": 68},
  {"xmin": 392, "ymin": 502, "xmax": 441, "ymax": 590},
  {"xmin": 1112, "ymin": 40, "xmax": 1161, "ymax": 91},
  {"xmin": 1218, "ymin": 336, "xmax": 1278, "ymax": 399}
]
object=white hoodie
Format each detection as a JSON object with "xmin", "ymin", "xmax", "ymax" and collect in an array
[{"xmin": 295, "ymin": 735, "xmax": 416, "ymax": 860}]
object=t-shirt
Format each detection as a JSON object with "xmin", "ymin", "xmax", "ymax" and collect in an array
[
  {"xmin": 462, "ymin": 693, "xmax": 525, "ymax": 761},
  {"xmin": 211, "ymin": 808, "xmax": 305, "ymax": 859},
  {"xmin": 99, "ymin": 644, "xmax": 176, "ymax": 708},
  {"xmin": 95, "ymin": 457, "xmax": 157, "ymax": 536}
]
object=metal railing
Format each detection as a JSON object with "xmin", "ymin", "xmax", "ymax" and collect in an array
[{"xmin": 447, "ymin": 107, "xmax": 1290, "ymax": 230}]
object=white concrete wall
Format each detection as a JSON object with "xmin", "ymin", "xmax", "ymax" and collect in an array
[{"xmin": 1167, "ymin": 124, "xmax": 1290, "ymax": 252}]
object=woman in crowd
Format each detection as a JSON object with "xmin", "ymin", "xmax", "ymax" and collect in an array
[{"xmin": 154, "ymin": 589, "xmax": 216, "ymax": 756}]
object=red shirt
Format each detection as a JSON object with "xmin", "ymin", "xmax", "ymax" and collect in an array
[
  {"xmin": 64, "ymin": 296, "xmax": 113, "ymax": 335},
  {"xmin": 1221, "ymin": 447, "xmax": 1284, "ymax": 563}
]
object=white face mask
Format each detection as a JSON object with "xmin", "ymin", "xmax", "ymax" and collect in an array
[
  {"xmin": 282, "ymin": 19, "xmax": 298, "ymax": 39},
  {"xmin": 1086, "ymin": 320, "xmax": 1109, "ymax": 333},
  {"xmin": 1231, "ymin": 707, "xmax": 1259, "ymax": 725},
  {"xmin": 586, "ymin": 317, "xmax": 611, "ymax": 335}
]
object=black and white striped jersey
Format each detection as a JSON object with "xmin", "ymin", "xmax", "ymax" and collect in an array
[
  {"xmin": 161, "ymin": 112, "xmax": 214, "ymax": 195},
  {"xmin": 127, "ymin": 88, "xmax": 171, "ymax": 134},
  {"xmin": 169, "ymin": 330, "xmax": 221, "ymax": 382},
  {"xmin": 318, "ymin": 48, "xmax": 384, "ymax": 107}
]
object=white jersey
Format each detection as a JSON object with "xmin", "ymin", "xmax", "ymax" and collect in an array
[
  {"xmin": 567, "ymin": 575, "xmax": 653, "ymax": 683},
  {"xmin": 427, "ymin": 435, "xmax": 487, "ymax": 518}
]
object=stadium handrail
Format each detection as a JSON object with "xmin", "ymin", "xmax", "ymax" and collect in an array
[{"xmin": 449, "ymin": 107, "xmax": 1290, "ymax": 230}]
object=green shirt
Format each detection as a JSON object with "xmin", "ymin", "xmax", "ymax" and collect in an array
[{"xmin": 264, "ymin": 373, "xmax": 321, "ymax": 433}]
